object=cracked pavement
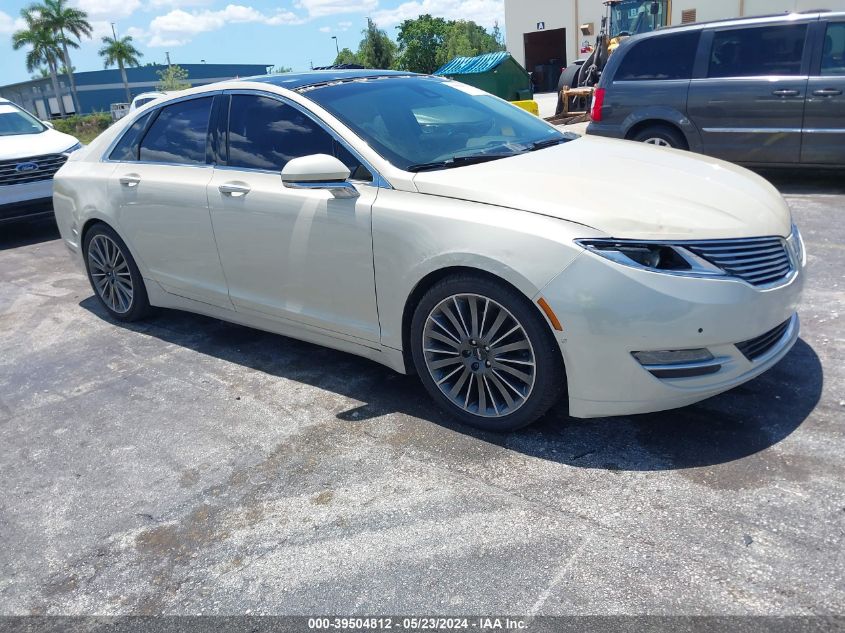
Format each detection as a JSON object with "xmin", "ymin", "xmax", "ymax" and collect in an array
[{"xmin": 0, "ymin": 171, "xmax": 843, "ymax": 616}]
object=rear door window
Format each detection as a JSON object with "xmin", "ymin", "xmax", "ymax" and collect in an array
[
  {"xmin": 109, "ymin": 112, "xmax": 152, "ymax": 161},
  {"xmin": 708, "ymin": 24, "xmax": 807, "ymax": 78},
  {"xmin": 139, "ymin": 97, "xmax": 213, "ymax": 165},
  {"xmin": 615, "ymin": 31, "xmax": 701, "ymax": 81},
  {"xmin": 821, "ymin": 22, "xmax": 845, "ymax": 76}
]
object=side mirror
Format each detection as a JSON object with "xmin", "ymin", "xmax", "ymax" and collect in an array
[
  {"xmin": 42, "ymin": 120, "xmax": 54, "ymax": 128},
  {"xmin": 281, "ymin": 154, "xmax": 358, "ymax": 199}
]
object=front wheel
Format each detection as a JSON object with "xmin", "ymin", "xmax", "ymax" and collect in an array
[{"xmin": 410, "ymin": 274, "xmax": 565, "ymax": 431}]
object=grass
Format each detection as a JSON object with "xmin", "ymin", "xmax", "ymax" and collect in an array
[{"xmin": 51, "ymin": 112, "xmax": 112, "ymax": 145}]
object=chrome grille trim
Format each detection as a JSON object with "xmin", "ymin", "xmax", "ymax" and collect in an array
[
  {"xmin": 0, "ymin": 153, "xmax": 68, "ymax": 187},
  {"xmin": 684, "ymin": 237, "xmax": 792, "ymax": 287},
  {"xmin": 736, "ymin": 318, "xmax": 792, "ymax": 361}
]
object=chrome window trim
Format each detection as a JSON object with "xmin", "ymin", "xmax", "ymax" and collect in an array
[
  {"xmin": 220, "ymin": 88, "xmax": 391, "ymax": 190},
  {"xmin": 102, "ymin": 90, "xmax": 223, "ymax": 165}
]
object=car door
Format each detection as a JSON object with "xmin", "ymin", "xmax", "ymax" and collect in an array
[
  {"xmin": 802, "ymin": 20, "xmax": 845, "ymax": 164},
  {"xmin": 687, "ymin": 21, "xmax": 811, "ymax": 164},
  {"xmin": 108, "ymin": 95, "xmax": 233, "ymax": 309},
  {"xmin": 207, "ymin": 92, "xmax": 381, "ymax": 343}
]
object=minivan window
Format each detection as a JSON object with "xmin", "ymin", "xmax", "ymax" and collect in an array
[
  {"xmin": 226, "ymin": 94, "xmax": 371, "ymax": 180},
  {"xmin": 821, "ymin": 22, "xmax": 845, "ymax": 76},
  {"xmin": 139, "ymin": 97, "xmax": 213, "ymax": 165},
  {"xmin": 709, "ymin": 24, "xmax": 807, "ymax": 78},
  {"xmin": 109, "ymin": 112, "xmax": 152, "ymax": 161},
  {"xmin": 615, "ymin": 31, "xmax": 700, "ymax": 81}
]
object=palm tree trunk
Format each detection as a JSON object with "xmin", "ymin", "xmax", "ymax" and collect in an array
[
  {"xmin": 48, "ymin": 59, "xmax": 67, "ymax": 117},
  {"xmin": 119, "ymin": 61, "xmax": 131, "ymax": 103},
  {"xmin": 61, "ymin": 34, "xmax": 80, "ymax": 114}
]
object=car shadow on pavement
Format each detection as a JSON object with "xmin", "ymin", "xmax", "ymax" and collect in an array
[
  {"xmin": 755, "ymin": 168, "xmax": 845, "ymax": 195},
  {"xmin": 80, "ymin": 298, "xmax": 823, "ymax": 473},
  {"xmin": 0, "ymin": 217, "xmax": 60, "ymax": 251}
]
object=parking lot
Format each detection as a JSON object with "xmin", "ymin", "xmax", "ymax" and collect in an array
[{"xmin": 0, "ymin": 170, "xmax": 843, "ymax": 617}]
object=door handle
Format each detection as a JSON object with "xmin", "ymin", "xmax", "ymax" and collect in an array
[
  {"xmin": 772, "ymin": 89, "xmax": 801, "ymax": 97},
  {"xmin": 119, "ymin": 175, "xmax": 140, "ymax": 187},
  {"xmin": 218, "ymin": 183, "xmax": 251, "ymax": 197},
  {"xmin": 812, "ymin": 88, "xmax": 843, "ymax": 97}
]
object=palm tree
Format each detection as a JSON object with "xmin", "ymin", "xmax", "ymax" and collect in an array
[
  {"xmin": 12, "ymin": 12, "xmax": 68, "ymax": 117},
  {"xmin": 28, "ymin": 0, "xmax": 92, "ymax": 113},
  {"xmin": 99, "ymin": 35, "xmax": 143, "ymax": 104}
]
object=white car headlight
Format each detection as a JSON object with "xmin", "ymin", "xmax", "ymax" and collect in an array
[{"xmin": 575, "ymin": 239, "xmax": 724, "ymax": 277}]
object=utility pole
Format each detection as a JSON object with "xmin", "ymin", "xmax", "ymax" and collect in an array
[
  {"xmin": 165, "ymin": 52, "xmax": 171, "ymax": 66},
  {"xmin": 331, "ymin": 35, "xmax": 339, "ymax": 56},
  {"xmin": 110, "ymin": 22, "xmax": 116, "ymax": 39}
]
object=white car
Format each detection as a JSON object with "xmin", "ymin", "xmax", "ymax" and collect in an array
[
  {"xmin": 0, "ymin": 98, "xmax": 80, "ymax": 224},
  {"xmin": 129, "ymin": 91, "xmax": 169, "ymax": 112},
  {"xmin": 53, "ymin": 71, "xmax": 805, "ymax": 431}
]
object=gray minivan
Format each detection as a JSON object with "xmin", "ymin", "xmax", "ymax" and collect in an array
[{"xmin": 586, "ymin": 11, "xmax": 845, "ymax": 166}]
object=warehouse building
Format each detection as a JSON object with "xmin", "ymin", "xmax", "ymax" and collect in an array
[
  {"xmin": 0, "ymin": 63, "xmax": 270, "ymax": 118},
  {"xmin": 505, "ymin": 0, "xmax": 845, "ymax": 91}
]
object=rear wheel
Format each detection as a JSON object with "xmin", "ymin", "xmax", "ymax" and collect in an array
[
  {"xmin": 410, "ymin": 274, "xmax": 565, "ymax": 431},
  {"xmin": 631, "ymin": 124, "xmax": 688, "ymax": 150},
  {"xmin": 83, "ymin": 223, "xmax": 150, "ymax": 322}
]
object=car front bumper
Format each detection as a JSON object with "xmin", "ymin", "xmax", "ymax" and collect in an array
[
  {"xmin": 539, "ymin": 250, "xmax": 804, "ymax": 418},
  {"xmin": 0, "ymin": 179, "xmax": 54, "ymax": 224}
]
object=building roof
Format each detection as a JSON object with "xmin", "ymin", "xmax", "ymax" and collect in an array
[
  {"xmin": 247, "ymin": 69, "xmax": 417, "ymax": 90},
  {"xmin": 434, "ymin": 51, "xmax": 512, "ymax": 76}
]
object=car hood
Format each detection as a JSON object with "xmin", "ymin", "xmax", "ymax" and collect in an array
[
  {"xmin": 411, "ymin": 136, "xmax": 792, "ymax": 240},
  {"xmin": 0, "ymin": 128, "xmax": 79, "ymax": 161}
]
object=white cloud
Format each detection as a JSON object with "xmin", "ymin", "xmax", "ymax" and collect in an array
[
  {"xmin": 85, "ymin": 19, "xmax": 117, "ymax": 41},
  {"xmin": 71, "ymin": 0, "xmax": 143, "ymax": 20},
  {"xmin": 372, "ymin": 0, "xmax": 503, "ymax": 28},
  {"xmin": 337, "ymin": 20, "xmax": 352, "ymax": 31},
  {"xmin": 146, "ymin": 0, "xmax": 213, "ymax": 8},
  {"xmin": 146, "ymin": 4, "xmax": 303, "ymax": 46},
  {"xmin": 318, "ymin": 25, "xmax": 332, "ymax": 32},
  {"xmin": 0, "ymin": 10, "xmax": 28, "ymax": 33},
  {"xmin": 294, "ymin": 0, "xmax": 376, "ymax": 19}
]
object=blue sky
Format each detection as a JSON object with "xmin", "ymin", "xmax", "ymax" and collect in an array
[{"xmin": 0, "ymin": 0, "xmax": 504, "ymax": 84}]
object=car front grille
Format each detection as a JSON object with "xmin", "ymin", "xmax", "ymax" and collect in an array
[
  {"xmin": 736, "ymin": 318, "xmax": 792, "ymax": 361},
  {"xmin": 0, "ymin": 153, "xmax": 68, "ymax": 187},
  {"xmin": 685, "ymin": 237, "xmax": 792, "ymax": 286}
]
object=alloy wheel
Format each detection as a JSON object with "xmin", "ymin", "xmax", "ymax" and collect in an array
[
  {"xmin": 644, "ymin": 137, "xmax": 671, "ymax": 147},
  {"xmin": 422, "ymin": 294, "xmax": 536, "ymax": 418},
  {"xmin": 87, "ymin": 234, "xmax": 134, "ymax": 314}
]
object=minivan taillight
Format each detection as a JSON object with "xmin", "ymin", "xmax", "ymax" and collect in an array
[{"xmin": 590, "ymin": 88, "xmax": 606, "ymax": 122}]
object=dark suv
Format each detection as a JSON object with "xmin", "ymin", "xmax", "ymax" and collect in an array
[{"xmin": 587, "ymin": 11, "xmax": 845, "ymax": 166}]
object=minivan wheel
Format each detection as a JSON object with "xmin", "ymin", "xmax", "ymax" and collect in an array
[
  {"xmin": 631, "ymin": 125, "xmax": 688, "ymax": 150},
  {"xmin": 83, "ymin": 224, "xmax": 150, "ymax": 322},
  {"xmin": 410, "ymin": 274, "xmax": 565, "ymax": 432}
]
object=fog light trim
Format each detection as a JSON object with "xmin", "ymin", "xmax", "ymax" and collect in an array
[{"xmin": 632, "ymin": 349, "xmax": 723, "ymax": 379}]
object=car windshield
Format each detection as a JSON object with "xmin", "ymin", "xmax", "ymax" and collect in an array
[
  {"xmin": 0, "ymin": 104, "xmax": 46, "ymax": 136},
  {"xmin": 303, "ymin": 76, "xmax": 569, "ymax": 171}
]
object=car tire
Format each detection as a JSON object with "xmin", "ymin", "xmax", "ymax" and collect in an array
[
  {"xmin": 555, "ymin": 63, "xmax": 584, "ymax": 116},
  {"xmin": 631, "ymin": 125, "xmax": 688, "ymax": 149},
  {"xmin": 83, "ymin": 223, "xmax": 151, "ymax": 322},
  {"xmin": 410, "ymin": 273, "xmax": 565, "ymax": 432}
]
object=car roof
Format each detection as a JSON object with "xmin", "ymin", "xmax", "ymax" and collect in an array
[
  {"xmin": 635, "ymin": 10, "xmax": 844, "ymax": 38},
  {"xmin": 245, "ymin": 69, "xmax": 418, "ymax": 90}
]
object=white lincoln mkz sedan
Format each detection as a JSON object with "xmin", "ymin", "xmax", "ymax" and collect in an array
[{"xmin": 53, "ymin": 70, "xmax": 805, "ymax": 431}]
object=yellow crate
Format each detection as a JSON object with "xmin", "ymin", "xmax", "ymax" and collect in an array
[{"xmin": 511, "ymin": 99, "xmax": 539, "ymax": 116}]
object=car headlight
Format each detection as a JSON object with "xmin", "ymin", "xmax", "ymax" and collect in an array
[
  {"xmin": 62, "ymin": 142, "xmax": 82, "ymax": 155},
  {"xmin": 575, "ymin": 239, "xmax": 724, "ymax": 276}
]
